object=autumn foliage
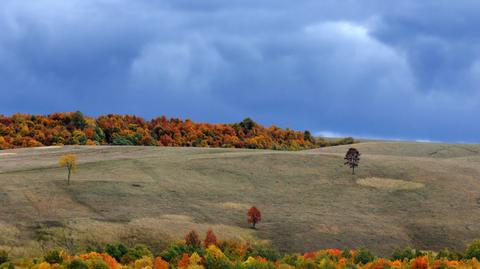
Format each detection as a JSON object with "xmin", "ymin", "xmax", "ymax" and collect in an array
[
  {"xmin": 0, "ymin": 112, "xmax": 353, "ymax": 151},
  {"xmin": 247, "ymin": 206, "xmax": 262, "ymax": 229},
  {"xmin": 204, "ymin": 229, "xmax": 218, "ymax": 247},
  {"xmin": 3, "ymin": 232, "xmax": 480, "ymax": 269},
  {"xmin": 412, "ymin": 256, "xmax": 429, "ymax": 269},
  {"xmin": 153, "ymin": 257, "xmax": 168, "ymax": 269},
  {"xmin": 185, "ymin": 230, "xmax": 201, "ymax": 247},
  {"xmin": 59, "ymin": 154, "xmax": 77, "ymax": 185}
]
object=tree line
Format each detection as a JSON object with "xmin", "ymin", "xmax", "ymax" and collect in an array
[{"xmin": 0, "ymin": 112, "xmax": 354, "ymax": 150}]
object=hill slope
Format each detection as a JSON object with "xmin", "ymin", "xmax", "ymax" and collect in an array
[{"xmin": 0, "ymin": 142, "xmax": 479, "ymax": 256}]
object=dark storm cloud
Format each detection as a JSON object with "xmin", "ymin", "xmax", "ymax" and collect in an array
[{"xmin": 0, "ymin": 0, "xmax": 479, "ymax": 142}]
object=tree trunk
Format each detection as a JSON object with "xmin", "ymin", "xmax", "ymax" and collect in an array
[
  {"xmin": 67, "ymin": 168, "xmax": 71, "ymax": 185},
  {"xmin": 352, "ymin": 166, "xmax": 355, "ymax": 175},
  {"xmin": 252, "ymin": 220, "xmax": 256, "ymax": 229}
]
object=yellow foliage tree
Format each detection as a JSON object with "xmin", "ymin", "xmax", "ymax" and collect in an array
[
  {"xmin": 187, "ymin": 252, "xmax": 204, "ymax": 269},
  {"xmin": 59, "ymin": 154, "xmax": 77, "ymax": 185}
]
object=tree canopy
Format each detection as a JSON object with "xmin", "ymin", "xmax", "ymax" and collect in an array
[{"xmin": 0, "ymin": 112, "xmax": 353, "ymax": 151}]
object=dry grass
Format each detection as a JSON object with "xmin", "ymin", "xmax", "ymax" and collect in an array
[
  {"xmin": 0, "ymin": 142, "xmax": 479, "ymax": 256},
  {"xmin": 357, "ymin": 177, "xmax": 425, "ymax": 191},
  {"xmin": 217, "ymin": 202, "xmax": 251, "ymax": 210}
]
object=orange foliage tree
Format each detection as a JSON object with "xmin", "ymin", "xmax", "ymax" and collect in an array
[{"xmin": 0, "ymin": 112, "xmax": 354, "ymax": 151}]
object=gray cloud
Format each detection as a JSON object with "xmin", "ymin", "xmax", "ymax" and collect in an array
[{"xmin": 0, "ymin": 0, "xmax": 479, "ymax": 142}]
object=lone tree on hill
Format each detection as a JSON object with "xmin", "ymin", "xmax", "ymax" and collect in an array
[
  {"xmin": 247, "ymin": 206, "xmax": 262, "ymax": 229},
  {"xmin": 59, "ymin": 154, "xmax": 77, "ymax": 185},
  {"xmin": 344, "ymin": 148, "xmax": 360, "ymax": 175}
]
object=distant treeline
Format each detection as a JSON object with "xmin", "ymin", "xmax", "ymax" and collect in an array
[{"xmin": 0, "ymin": 112, "xmax": 354, "ymax": 150}]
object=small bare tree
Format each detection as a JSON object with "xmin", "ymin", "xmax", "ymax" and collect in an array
[
  {"xmin": 344, "ymin": 148, "xmax": 360, "ymax": 175},
  {"xmin": 59, "ymin": 154, "xmax": 77, "ymax": 185}
]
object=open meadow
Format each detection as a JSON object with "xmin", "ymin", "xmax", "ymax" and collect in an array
[{"xmin": 0, "ymin": 142, "xmax": 479, "ymax": 257}]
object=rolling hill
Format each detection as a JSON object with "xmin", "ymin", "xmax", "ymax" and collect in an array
[{"xmin": 0, "ymin": 141, "xmax": 479, "ymax": 257}]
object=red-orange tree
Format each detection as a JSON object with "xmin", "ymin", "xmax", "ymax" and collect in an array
[
  {"xmin": 247, "ymin": 206, "xmax": 262, "ymax": 229},
  {"xmin": 204, "ymin": 229, "xmax": 218, "ymax": 247}
]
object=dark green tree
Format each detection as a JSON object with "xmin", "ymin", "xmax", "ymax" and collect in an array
[
  {"xmin": 344, "ymin": 148, "xmax": 360, "ymax": 175},
  {"xmin": 72, "ymin": 111, "xmax": 87, "ymax": 129}
]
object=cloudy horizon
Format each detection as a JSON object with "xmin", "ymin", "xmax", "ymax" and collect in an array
[{"xmin": 1, "ymin": 1, "xmax": 480, "ymax": 142}]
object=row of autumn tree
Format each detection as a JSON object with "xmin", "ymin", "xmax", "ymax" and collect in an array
[
  {"xmin": 0, "ymin": 112, "xmax": 354, "ymax": 150},
  {"xmin": 2, "ymin": 231, "xmax": 480, "ymax": 269}
]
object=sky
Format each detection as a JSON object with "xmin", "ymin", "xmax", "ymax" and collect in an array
[{"xmin": 1, "ymin": 1, "xmax": 479, "ymax": 142}]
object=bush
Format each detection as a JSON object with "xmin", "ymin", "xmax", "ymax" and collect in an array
[
  {"xmin": 465, "ymin": 239, "xmax": 480, "ymax": 260},
  {"xmin": 160, "ymin": 243, "xmax": 189, "ymax": 262},
  {"xmin": 111, "ymin": 134, "xmax": 134, "ymax": 145},
  {"xmin": 334, "ymin": 137, "xmax": 355, "ymax": 146},
  {"xmin": 245, "ymin": 244, "xmax": 280, "ymax": 261},
  {"xmin": 341, "ymin": 249, "xmax": 352, "ymax": 259},
  {"xmin": 218, "ymin": 240, "xmax": 245, "ymax": 261},
  {"xmin": 86, "ymin": 258, "xmax": 110, "ymax": 269},
  {"xmin": 0, "ymin": 251, "xmax": 8, "ymax": 265},
  {"xmin": 120, "ymin": 245, "xmax": 152, "ymax": 264},
  {"xmin": 44, "ymin": 250, "xmax": 63, "ymax": 264},
  {"xmin": 243, "ymin": 258, "xmax": 276, "ymax": 269},
  {"xmin": 344, "ymin": 264, "xmax": 358, "ymax": 269},
  {"xmin": 281, "ymin": 254, "xmax": 299, "ymax": 266},
  {"xmin": 436, "ymin": 248, "xmax": 462, "ymax": 261},
  {"xmin": 354, "ymin": 248, "xmax": 375, "ymax": 264},
  {"xmin": 295, "ymin": 258, "xmax": 319, "ymax": 269},
  {"xmin": 160, "ymin": 242, "xmax": 204, "ymax": 262},
  {"xmin": 67, "ymin": 259, "xmax": 88, "ymax": 269},
  {"xmin": 105, "ymin": 243, "xmax": 128, "ymax": 262},
  {"xmin": 391, "ymin": 247, "xmax": 415, "ymax": 261},
  {"xmin": 205, "ymin": 254, "xmax": 234, "ymax": 269},
  {"xmin": 319, "ymin": 258, "xmax": 338, "ymax": 269}
]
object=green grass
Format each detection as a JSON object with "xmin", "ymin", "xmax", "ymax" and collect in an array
[{"xmin": 0, "ymin": 142, "xmax": 479, "ymax": 257}]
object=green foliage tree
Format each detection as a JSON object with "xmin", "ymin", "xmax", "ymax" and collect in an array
[
  {"xmin": 87, "ymin": 258, "xmax": 110, "ymax": 269},
  {"xmin": 72, "ymin": 111, "xmax": 87, "ymax": 129},
  {"xmin": 391, "ymin": 247, "xmax": 415, "ymax": 261},
  {"xmin": 120, "ymin": 245, "xmax": 152, "ymax": 264},
  {"xmin": 67, "ymin": 259, "xmax": 89, "ymax": 269},
  {"xmin": 465, "ymin": 239, "xmax": 480, "ymax": 260},
  {"xmin": 354, "ymin": 248, "xmax": 375, "ymax": 264},
  {"xmin": 303, "ymin": 130, "xmax": 315, "ymax": 143},
  {"xmin": 105, "ymin": 243, "xmax": 128, "ymax": 262},
  {"xmin": 239, "ymin": 118, "xmax": 256, "ymax": 132},
  {"xmin": 436, "ymin": 248, "xmax": 463, "ymax": 261},
  {"xmin": 44, "ymin": 249, "xmax": 63, "ymax": 264},
  {"xmin": 245, "ymin": 244, "xmax": 280, "ymax": 261}
]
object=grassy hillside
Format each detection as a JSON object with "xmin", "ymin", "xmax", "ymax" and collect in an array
[{"xmin": 0, "ymin": 142, "xmax": 479, "ymax": 257}]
